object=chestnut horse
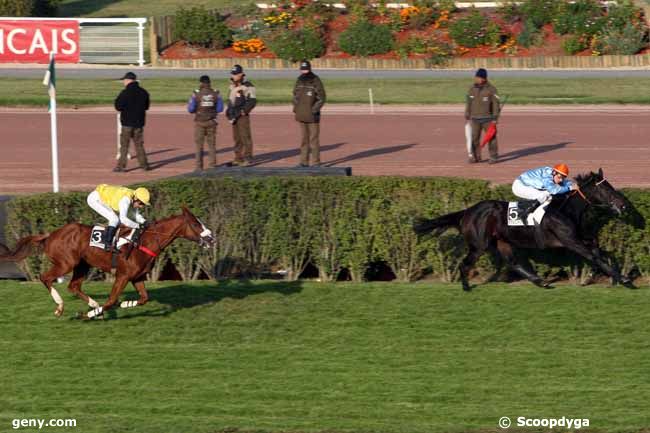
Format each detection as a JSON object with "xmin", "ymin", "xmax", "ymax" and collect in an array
[{"xmin": 0, "ymin": 207, "xmax": 214, "ymax": 319}]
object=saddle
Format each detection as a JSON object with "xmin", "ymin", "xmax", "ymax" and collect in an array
[
  {"xmin": 507, "ymin": 201, "xmax": 547, "ymax": 247},
  {"xmin": 507, "ymin": 201, "xmax": 541, "ymax": 226},
  {"xmin": 89, "ymin": 225, "xmax": 136, "ymax": 250}
]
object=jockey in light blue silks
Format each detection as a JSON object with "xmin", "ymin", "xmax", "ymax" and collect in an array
[{"xmin": 512, "ymin": 163, "xmax": 578, "ymax": 224}]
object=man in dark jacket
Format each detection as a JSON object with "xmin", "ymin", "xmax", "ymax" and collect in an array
[
  {"xmin": 114, "ymin": 72, "xmax": 150, "ymax": 172},
  {"xmin": 187, "ymin": 75, "xmax": 224, "ymax": 171},
  {"xmin": 293, "ymin": 60, "xmax": 326, "ymax": 167},
  {"xmin": 465, "ymin": 68, "xmax": 500, "ymax": 164},
  {"xmin": 226, "ymin": 65, "xmax": 257, "ymax": 166}
]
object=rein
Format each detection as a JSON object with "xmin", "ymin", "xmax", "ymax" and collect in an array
[
  {"xmin": 568, "ymin": 176, "xmax": 612, "ymax": 210},
  {"xmin": 572, "ymin": 187, "xmax": 590, "ymax": 204},
  {"xmin": 126, "ymin": 227, "xmax": 170, "ymax": 259}
]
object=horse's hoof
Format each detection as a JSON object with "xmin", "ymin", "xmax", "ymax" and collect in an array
[
  {"xmin": 462, "ymin": 285, "xmax": 472, "ymax": 292},
  {"xmin": 54, "ymin": 307, "xmax": 64, "ymax": 317},
  {"xmin": 621, "ymin": 278, "xmax": 637, "ymax": 289}
]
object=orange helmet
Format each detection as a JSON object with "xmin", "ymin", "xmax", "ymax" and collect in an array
[{"xmin": 553, "ymin": 163, "xmax": 569, "ymax": 177}]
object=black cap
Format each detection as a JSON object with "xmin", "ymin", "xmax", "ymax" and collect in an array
[
  {"xmin": 475, "ymin": 68, "xmax": 487, "ymax": 79},
  {"xmin": 199, "ymin": 75, "xmax": 211, "ymax": 84},
  {"xmin": 230, "ymin": 64, "xmax": 244, "ymax": 75},
  {"xmin": 300, "ymin": 60, "xmax": 311, "ymax": 71},
  {"xmin": 119, "ymin": 71, "xmax": 137, "ymax": 80}
]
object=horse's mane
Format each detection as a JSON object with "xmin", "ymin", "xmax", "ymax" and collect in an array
[
  {"xmin": 574, "ymin": 171, "xmax": 601, "ymax": 187},
  {"xmin": 149, "ymin": 213, "xmax": 184, "ymax": 226}
]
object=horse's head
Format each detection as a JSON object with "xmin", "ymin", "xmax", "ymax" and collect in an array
[
  {"xmin": 576, "ymin": 168, "xmax": 627, "ymax": 215},
  {"xmin": 180, "ymin": 207, "xmax": 214, "ymax": 248}
]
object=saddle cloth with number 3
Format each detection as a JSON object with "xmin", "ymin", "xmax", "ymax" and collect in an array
[{"xmin": 89, "ymin": 226, "xmax": 135, "ymax": 250}]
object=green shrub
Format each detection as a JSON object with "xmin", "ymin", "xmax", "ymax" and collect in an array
[
  {"xmin": 519, "ymin": 0, "xmax": 561, "ymax": 28},
  {"xmin": 600, "ymin": 22, "xmax": 647, "ymax": 55},
  {"xmin": 517, "ymin": 19, "xmax": 545, "ymax": 47},
  {"xmin": 605, "ymin": 0, "xmax": 645, "ymax": 32},
  {"xmin": 562, "ymin": 34, "xmax": 588, "ymax": 54},
  {"xmin": 267, "ymin": 27, "xmax": 325, "ymax": 62},
  {"xmin": 553, "ymin": 0, "xmax": 604, "ymax": 36},
  {"xmin": 0, "ymin": 0, "xmax": 58, "ymax": 16},
  {"xmin": 485, "ymin": 21, "xmax": 506, "ymax": 47},
  {"xmin": 174, "ymin": 6, "xmax": 233, "ymax": 49},
  {"xmin": 449, "ymin": 9, "xmax": 498, "ymax": 48},
  {"xmin": 0, "ymin": 0, "xmax": 32, "ymax": 15},
  {"xmin": 338, "ymin": 19, "xmax": 394, "ymax": 56}
]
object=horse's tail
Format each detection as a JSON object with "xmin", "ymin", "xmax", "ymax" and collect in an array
[
  {"xmin": 414, "ymin": 210, "xmax": 465, "ymax": 236},
  {"xmin": 0, "ymin": 234, "xmax": 49, "ymax": 262}
]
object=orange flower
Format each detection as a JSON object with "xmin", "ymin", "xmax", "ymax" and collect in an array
[{"xmin": 233, "ymin": 38, "xmax": 266, "ymax": 54}]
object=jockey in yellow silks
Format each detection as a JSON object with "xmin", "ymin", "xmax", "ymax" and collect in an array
[{"xmin": 86, "ymin": 184, "xmax": 150, "ymax": 251}]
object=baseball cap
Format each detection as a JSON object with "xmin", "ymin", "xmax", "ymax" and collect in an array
[
  {"xmin": 230, "ymin": 64, "xmax": 244, "ymax": 75},
  {"xmin": 119, "ymin": 71, "xmax": 137, "ymax": 80},
  {"xmin": 199, "ymin": 75, "xmax": 211, "ymax": 84},
  {"xmin": 475, "ymin": 68, "xmax": 488, "ymax": 79},
  {"xmin": 300, "ymin": 60, "xmax": 311, "ymax": 71}
]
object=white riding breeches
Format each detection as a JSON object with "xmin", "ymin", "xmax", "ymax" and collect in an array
[
  {"xmin": 512, "ymin": 179, "xmax": 551, "ymax": 204},
  {"xmin": 87, "ymin": 191, "xmax": 120, "ymax": 227}
]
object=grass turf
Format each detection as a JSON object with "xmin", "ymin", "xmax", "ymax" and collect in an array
[
  {"xmin": 1, "ymin": 279, "xmax": 649, "ymax": 432},
  {"xmin": 4, "ymin": 77, "xmax": 650, "ymax": 107},
  {"xmin": 58, "ymin": 0, "xmax": 236, "ymax": 18}
]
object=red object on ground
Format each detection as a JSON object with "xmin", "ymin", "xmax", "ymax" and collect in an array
[
  {"xmin": 480, "ymin": 122, "xmax": 497, "ymax": 147},
  {"xmin": 0, "ymin": 20, "xmax": 80, "ymax": 63}
]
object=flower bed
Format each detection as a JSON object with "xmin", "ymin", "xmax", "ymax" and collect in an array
[{"xmin": 160, "ymin": 0, "xmax": 649, "ymax": 63}]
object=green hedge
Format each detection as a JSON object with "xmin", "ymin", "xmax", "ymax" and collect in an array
[
  {"xmin": 5, "ymin": 177, "xmax": 650, "ymax": 284},
  {"xmin": 0, "ymin": 0, "xmax": 59, "ymax": 16},
  {"xmin": 174, "ymin": 6, "xmax": 232, "ymax": 49}
]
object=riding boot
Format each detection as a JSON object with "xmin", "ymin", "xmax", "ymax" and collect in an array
[
  {"xmin": 104, "ymin": 226, "xmax": 117, "ymax": 252},
  {"xmin": 518, "ymin": 200, "xmax": 539, "ymax": 225}
]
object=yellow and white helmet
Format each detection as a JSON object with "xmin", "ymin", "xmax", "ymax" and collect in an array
[{"xmin": 134, "ymin": 187, "xmax": 151, "ymax": 205}]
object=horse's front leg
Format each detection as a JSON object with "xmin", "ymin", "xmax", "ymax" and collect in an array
[
  {"xmin": 564, "ymin": 239, "xmax": 633, "ymax": 288},
  {"xmin": 120, "ymin": 279, "xmax": 149, "ymax": 309},
  {"xmin": 85, "ymin": 275, "xmax": 130, "ymax": 319}
]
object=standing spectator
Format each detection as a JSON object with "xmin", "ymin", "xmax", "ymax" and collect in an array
[
  {"xmin": 114, "ymin": 72, "xmax": 151, "ymax": 172},
  {"xmin": 187, "ymin": 75, "xmax": 224, "ymax": 171},
  {"xmin": 465, "ymin": 68, "xmax": 500, "ymax": 164},
  {"xmin": 293, "ymin": 60, "xmax": 326, "ymax": 167},
  {"xmin": 226, "ymin": 65, "xmax": 257, "ymax": 167}
]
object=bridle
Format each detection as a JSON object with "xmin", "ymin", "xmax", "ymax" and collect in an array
[
  {"xmin": 127, "ymin": 215, "xmax": 211, "ymax": 258},
  {"xmin": 571, "ymin": 176, "xmax": 610, "ymax": 208}
]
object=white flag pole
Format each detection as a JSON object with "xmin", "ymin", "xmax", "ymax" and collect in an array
[{"xmin": 47, "ymin": 53, "xmax": 60, "ymax": 193}]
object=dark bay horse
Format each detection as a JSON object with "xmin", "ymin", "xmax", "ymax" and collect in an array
[
  {"xmin": 0, "ymin": 207, "xmax": 214, "ymax": 318},
  {"xmin": 414, "ymin": 169, "xmax": 633, "ymax": 290}
]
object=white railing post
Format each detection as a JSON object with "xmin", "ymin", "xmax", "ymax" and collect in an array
[{"xmin": 137, "ymin": 21, "xmax": 145, "ymax": 67}]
